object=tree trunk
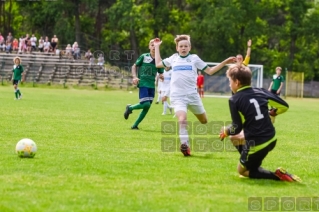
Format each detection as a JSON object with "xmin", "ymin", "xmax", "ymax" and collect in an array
[
  {"xmin": 95, "ymin": 0, "xmax": 102, "ymax": 49},
  {"xmin": 8, "ymin": 0, "xmax": 13, "ymax": 33},
  {"xmin": 74, "ymin": 0, "xmax": 81, "ymax": 45},
  {"xmin": 289, "ymin": 35, "xmax": 297, "ymax": 70},
  {"xmin": 0, "ymin": 1, "xmax": 3, "ymax": 32},
  {"xmin": 130, "ymin": 29, "xmax": 138, "ymax": 62},
  {"xmin": 153, "ymin": 0, "xmax": 159, "ymax": 38}
]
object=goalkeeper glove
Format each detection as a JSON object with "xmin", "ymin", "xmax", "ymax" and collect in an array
[{"xmin": 219, "ymin": 126, "xmax": 228, "ymax": 141}]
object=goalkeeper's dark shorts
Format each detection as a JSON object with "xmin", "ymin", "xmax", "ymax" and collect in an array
[{"xmin": 239, "ymin": 138, "xmax": 277, "ymax": 170}]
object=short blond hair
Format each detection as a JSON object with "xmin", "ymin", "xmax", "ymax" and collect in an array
[
  {"xmin": 13, "ymin": 57, "xmax": 21, "ymax": 64},
  {"xmin": 276, "ymin": 67, "xmax": 282, "ymax": 71},
  {"xmin": 174, "ymin": 35, "xmax": 191, "ymax": 47}
]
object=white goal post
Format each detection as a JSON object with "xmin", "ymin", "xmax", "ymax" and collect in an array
[{"xmin": 203, "ymin": 62, "xmax": 264, "ymax": 94}]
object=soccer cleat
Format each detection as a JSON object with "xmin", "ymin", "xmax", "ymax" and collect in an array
[
  {"xmin": 162, "ymin": 113, "xmax": 166, "ymax": 115},
  {"xmin": 124, "ymin": 104, "xmax": 132, "ymax": 120},
  {"xmin": 18, "ymin": 94, "xmax": 22, "ymax": 99},
  {"xmin": 155, "ymin": 101, "xmax": 159, "ymax": 104},
  {"xmin": 180, "ymin": 143, "xmax": 191, "ymax": 156},
  {"xmin": 131, "ymin": 126, "xmax": 139, "ymax": 130},
  {"xmin": 275, "ymin": 167, "xmax": 302, "ymax": 182}
]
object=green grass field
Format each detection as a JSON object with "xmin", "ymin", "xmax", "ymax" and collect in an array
[{"xmin": 0, "ymin": 85, "xmax": 318, "ymax": 212}]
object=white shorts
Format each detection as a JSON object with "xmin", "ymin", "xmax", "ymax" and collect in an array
[
  {"xmin": 162, "ymin": 88, "xmax": 170, "ymax": 97},
  {"xmin": 170, "ymin": 93, "xmax": 205, "ymax": 114}
]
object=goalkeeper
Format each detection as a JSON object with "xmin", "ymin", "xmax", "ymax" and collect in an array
[{"xmin": 220, "ymin": 64, "xmax": 301, "ymax": 182}]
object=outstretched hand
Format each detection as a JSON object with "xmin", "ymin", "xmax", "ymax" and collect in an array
[
  {"xmin": 247, "ymin": 39, "xmax": 252, "ymax": 47},
  {"xmin": 226, "ymin": 57, "xmax": 237, "ymax": 64},
  {"xmin": 153, "ymin": 38, "xmax": 162, "ymax": 47},
  {"xmin": 219, "ymin": 126, "xmax": 228, "ymax": 141}
]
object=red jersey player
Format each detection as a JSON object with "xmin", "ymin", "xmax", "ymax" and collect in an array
[{"xmin": 197, "ymin": 71, "xmax": 204, "ymax": 98}]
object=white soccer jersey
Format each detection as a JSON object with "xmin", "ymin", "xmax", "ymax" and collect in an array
[{"xmin": 162, "ymin": 53, "xmax": 207, "ymax": 96}]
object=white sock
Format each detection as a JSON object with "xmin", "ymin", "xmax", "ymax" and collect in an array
[
  {"xmin": 163, "ymin": 101, "xmax": 167, "ymax": 114},
  {"xmin": 179, "ymin": 121, "xmax": 189, "ymax": 145}
]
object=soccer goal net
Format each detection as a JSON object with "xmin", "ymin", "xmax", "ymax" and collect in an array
[
  {"xmin": 203, "ymin": 62, "xmax": 263, "ymax": 95},
  {"xmin": 285, "ymin": 71, "xmax": 304, "ymax": 98}
]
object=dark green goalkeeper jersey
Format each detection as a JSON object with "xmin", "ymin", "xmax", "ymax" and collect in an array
[
  {"xmin": 226, "ymin": 86, "xmax": 289, "ymax": 146},
  {"xmin": 12, "ymin": 65, "xmax": 24, "ymax": 80},
  {"xmin": 135, "ymin": 53, "xmax": 164, "ymax": 88}
]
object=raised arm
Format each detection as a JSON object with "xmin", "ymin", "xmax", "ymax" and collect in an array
[
  {"xmin": 246, "ymin": 39, "xmax": 252, "ymax": 58},
  {"xmin": 242, "ymin": 39, "xmax": 252, "ymax": 66},
  {"xmin": 204, "ymin": 57, "xmax": 236, "ymax": 75},
  {"xmin": 154, "ymin": 38, "xmax": 164, "ymax": 68}
]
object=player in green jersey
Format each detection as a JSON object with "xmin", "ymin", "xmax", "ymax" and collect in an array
[
  {"xmin": 124, "ymin": 39, "xmax": 164, "ymax": 130},
  {"xmin": 268, "ymin": 66, "xmax": 284, "ymax": 95},
  {"xmin": 12, "ymin": 57, "xmax": 24, "ymax": 100}
]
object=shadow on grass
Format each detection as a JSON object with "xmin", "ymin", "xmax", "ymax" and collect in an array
[{"xmin": 236, "ymin": 175, "xmax": 307, "ymax": 187}]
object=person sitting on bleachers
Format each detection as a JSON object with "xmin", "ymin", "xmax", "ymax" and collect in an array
[
  {"xmin": 5, "ymin": 39, "xmax": 12, "ymax": 53},
  {"xmin": 51, "ymin": 35, "xmax": 58, "ymax": 52},
  {"xmin": 18, "ymin": 35, "xmax": 25, "ymax": 53},
  {"xmin": 65, "ymin": 44, "xmax": 72, "ymax": 59},
  {"xmin": 12, "ymin": 38, "xmax": 19, "ymax": 52},
  {"xmin": 89, "ymin": 55, "xmax": 95, "ymax": 65},
  {"xmin": 25, "ymin": 34, "xmax": 31, "ymax": 53},
  {"xmin": 38, "ymin": 36, "xmax": 44, "ymax": 52},
  {"xmin": 0, "ymin": 33, "xmax": 4, "ymax": 51},
  {"xmin": 30, "ymin": 34, "xmax": 37, "ymax": 52},
  {"xmin": 85, "ymin": 49, "xmax": 92, "ymax": 61},
  {"xmin": 43, "ymin": 36, "xmax": 51, "ymax": 53},
  {"xmin": 72, "ymin": 42, "xmax": 80, "ymax": 59},
  {"xmin": 97, "ymin": 54, "xmax": 104, "ymax": 66}
]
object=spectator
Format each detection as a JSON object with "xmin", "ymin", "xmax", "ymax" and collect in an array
[
  {"xmin": 12, "ymin": 38, "xmax": 19, "ymax": 52},
  {"xmin": 25, "ymin": 34, "xmax": 31, "ymax": 53},
  {"xmin": 0, "ymin": 33, "xmax": 5, "ymax": 51},
  {"xmin": 43, "ymin": 36, "xmax": 51, "ymax": 53},
  {"xmin": 6, "ymin": 32, "xmax": 13, "ymax": 43},
  {"xmin": 5, "ymin": 39, "xmax": 12, "ymax": 53},
  {"xmin": 30, "ymin": 34, "xmax": 37, "ymax": 52},
  {"xmin": 65, "ymin": 44, "xmax": 72, "ymax": 59},
  {"xmin": 72, "ymin": 42, "xmax": 80, "ymax": 59},
  {"xmin": 51, "ymin": 35, "xmax": 58, "ymax": 52},
  {"xmin": 18, "ymin": 35, "xmax": 25, "ymax": 53},
  {"xmin": 85, "ymin": 49, "xmax": 92, "ymax": 60},
  {"xmin": 38, "ymin": 36, "xmax": 44, "ymax": 52},
  {"xmin": 97, "ymin": 54, "xmax": 104, "ymax": 66},
  {"xmin": 89, "ymin": 55, "xmax": 95, "ymax": 65}
]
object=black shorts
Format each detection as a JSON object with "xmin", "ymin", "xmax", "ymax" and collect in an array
[
  {"xmin": 13, "ymin": 80, "xmax": 20, "ymax": 85},
  {"xmin": 240, "ymin": 140, "xmax": 277, "ymax": 170}
]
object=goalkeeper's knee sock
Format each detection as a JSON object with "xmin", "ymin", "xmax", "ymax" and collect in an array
[{"xmin": 249, "ymin": 167, "xmax": 280, "ymax": 180}]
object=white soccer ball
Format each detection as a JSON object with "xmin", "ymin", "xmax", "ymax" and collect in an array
[{"xmin": 16, "ymin": 138, "xmax": 37, "ymax": 158}]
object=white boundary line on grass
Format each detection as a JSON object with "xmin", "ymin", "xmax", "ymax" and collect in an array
[{"xmin": 204, "ymin": 95, "xmax": 231, "ymax": 98}]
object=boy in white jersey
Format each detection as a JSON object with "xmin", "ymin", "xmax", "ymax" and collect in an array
[
  {"xmin": 161, "ymin": 66, "xmax": 173, "ymax": 115},
  {"xmin": 154, "ymin": 35, "xmax": 236, "ymax": 156}
]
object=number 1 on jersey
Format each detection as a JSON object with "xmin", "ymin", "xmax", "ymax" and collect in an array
[{"xmin": 250, "ymin": 98, "xmax": 264, "ymax": 120}]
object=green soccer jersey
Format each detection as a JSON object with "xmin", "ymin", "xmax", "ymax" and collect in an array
[
  {"xmin": 135, "ymin": 53, "xmax": 164, "ymax": 88},
  {"xmin": 12, "ymin": 65, "xmax": 24, "ymax": 80},
  {"xmin": 271, "ymin": 74, "xmax": 284, "ymax": 90}
]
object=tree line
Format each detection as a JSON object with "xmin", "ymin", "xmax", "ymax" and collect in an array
[{"xmin": 1, "ymin": 0, "xmax": 319, "ymax": 80}]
